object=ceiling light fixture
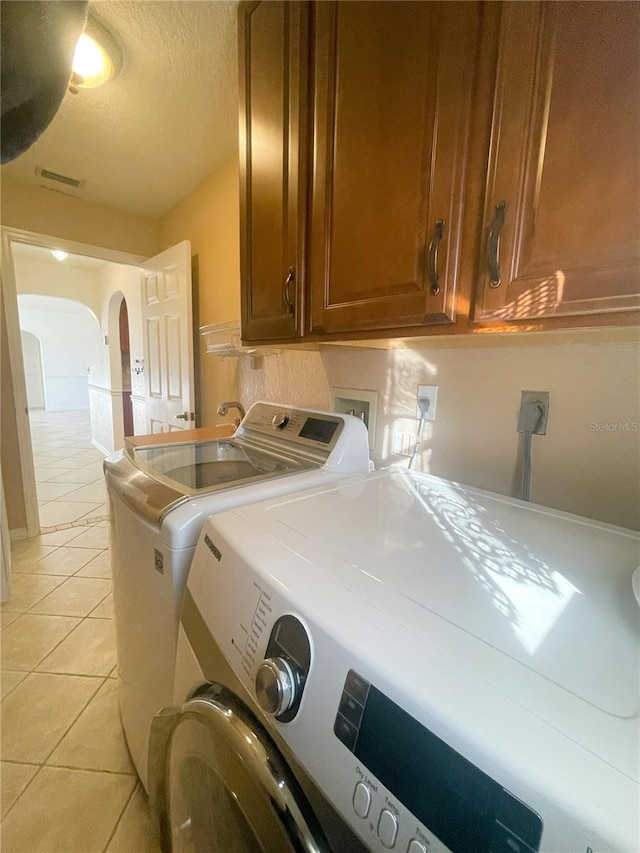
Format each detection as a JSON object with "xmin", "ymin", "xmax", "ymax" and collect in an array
[
  {"xmin": 51, "ymin": 250, "xmax": 69, "ymax": 261},
  {"xmin": 70, "ymin": 13, "xmax": 122, "ymax": 92}
]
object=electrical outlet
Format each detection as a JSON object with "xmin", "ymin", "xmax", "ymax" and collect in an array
[
  {"xmin": 417, "ymin": 385, "xmax": 438, "ymax": 421},
  {"xmin": 517, "ymin": 391, "xmax": 550, "ymax": 434}
]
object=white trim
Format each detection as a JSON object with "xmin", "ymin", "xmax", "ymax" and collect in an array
[
  {"xmin": 1, "ymin": 227, "xmax": 145, "ymax": 266},
  {"xmin": 91, "ymin": 438, "xmax": 111, "ymax": 457},
  {"xmin": 1, "ymin": 231, "xmax": 40, "ymax": 537},
  {"xmin": 88, "ymin": 383, "xmax": 125, "ymax": 396}
]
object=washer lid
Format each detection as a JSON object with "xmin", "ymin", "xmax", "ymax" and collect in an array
[{"xmin": 235, "ymin": 467, "xmax": 640, "ymax": 720}]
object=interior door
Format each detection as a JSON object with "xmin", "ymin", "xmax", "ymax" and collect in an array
[{"xmin": 141, "ymin": 241, "xmax": 195, "ymax": 433}]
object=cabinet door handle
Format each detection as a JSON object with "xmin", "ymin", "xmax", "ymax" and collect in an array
[
  {"xmin": 282, "ymin": 266, "xmax": 295, "ymax": 316},
  {"xmin": 428, "ymin": 219, "xmax": 446, "ymax": 295},
  {"xmin": 487, "ymin": 201, "xmax": 507, "ymax": 288}
]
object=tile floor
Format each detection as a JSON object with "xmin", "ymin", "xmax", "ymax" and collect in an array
[{"xmin": 2, "ymin": 411, "xmax": 159, "ymax": 853}]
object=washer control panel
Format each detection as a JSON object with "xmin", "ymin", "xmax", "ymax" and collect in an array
[
  {"xmin": 238, "ymin": 403, "xmax": 344, "ymax": 452},
  {"xmin": 334, "ymin": 670, "xmax": 543, "ymax": 853}
]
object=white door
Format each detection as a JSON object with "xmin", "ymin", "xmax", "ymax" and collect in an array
[{"xmin": 141, "ymin": 241, "xmax": 195, "ymax": 433}]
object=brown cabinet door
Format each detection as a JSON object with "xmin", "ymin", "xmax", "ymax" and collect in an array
[
  {"xmin": 308, "ymin": 1, "xmax": 480, "ymax": 336},
  {"xmin": 475, "ymin": 1, "xmax": 640, "ymax": 322},
  {"xmin": 239, "ymin": 1, "xmax": 308, "ymax": 341}
]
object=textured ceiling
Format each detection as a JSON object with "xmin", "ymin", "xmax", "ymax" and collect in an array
[{"xmin": 2, "ymin": 1, "xmax": 239, "ymax": 218}]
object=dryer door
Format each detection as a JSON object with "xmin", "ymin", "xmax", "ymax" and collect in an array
[{"xmin": 149, "ymin": 686, "xmax": 329, "ymax": 853}]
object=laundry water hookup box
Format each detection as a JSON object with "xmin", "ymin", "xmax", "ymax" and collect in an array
[{"xmin": 332, "ymin": 387, "xmax": 378, "ymax": 452}]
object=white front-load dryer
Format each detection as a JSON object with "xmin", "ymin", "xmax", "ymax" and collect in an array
[
  {"xmin": 103, "ymin": 402, "xmax": 370, "ymax": 790},
  {"xmin": 151, "ymin": 466, "xmax": 639, "ymax": 853}
]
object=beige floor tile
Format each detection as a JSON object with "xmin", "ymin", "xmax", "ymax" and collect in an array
[
  {"xmin": 75, "ymin": 550, "xmax": 112, "ymax": 578},
  {"xmin": 1, "ymin": 614, "xmax": 81, "ymax": 671},
  {"xmin": 67, "ymin": 525, "xmax": 111, "ymax": 550},
  {"xmin": 106, "ymin": 783, "xmax": 160, "ymax": 853},
  {"xmin": 1, "ymin": 762, "xmax": 39, "ymax": 819},
  {"xmin": 109, "ymin": 664, "xmax": 118, "ymax": 678},
  {"xmin": 34, "ymin": 527, "xmax": 85, "ymax": 547},
  {"xmin": 82, "ymin": 502, "xmax": 109, "ymax": 520},
  {"xmin": 36, "ymin": 481, "xmax": 79, "ymax": 502},
  {"xmin": 10, "ymin": 538, "xmax": 58, "ymax": 564},
  {"xmin": 34, "ymin": 457, "xmax": 85, "ymax": 470},
  {"xmin": 33, "ymin": 467, "xmax": 61, "ymax": 483},
  {"xmin": 36, "ymin": 617, "xmax": 116, "ymax": 677},
  {"xmin": 1, "ymin": 672, "xmax": 102, "ymax": 763},
  {"xmin": 0, "ymin": 611, "xmax": 21, "ymax": 630},
  {"xmin": 28, "ymin": 577, "xmax": 111, "ymax": 617},
  {"xmin": 38, "ymin": 500, "xmax": 102, "ymax": 527},
  {"xmin": 10, "ymin": 545, "xmax": 59, "ymax": 573},
  {"xmin": 25, "ymin": 546, "xmax": 102, "ymax": 576},
  {"xmin": 89, "ymin": 592, "xmax": 114, "ymax": 619},
  {"xmin": 64, "ymin": 481, "xmax": 108, "ymax": 504},
  {"xmin": 0, "ymin": 766, "xmax": 135, "ymax": 853},
  {"xmin": 1, "ymin": 671, "xmax": 29, "ymax": 700},
  {"xmin": 48, "ymin": 468, "xmax": 103, "ymax": 485},
  {"xmin": 48, "ymin": 680, "xmax": 134, "ymax": 773},
  {"xmin": 1, "ymin": 574, "xmax": 66, "ymax": 613}
]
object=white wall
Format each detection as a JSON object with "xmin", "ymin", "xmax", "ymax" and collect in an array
[
  {"xmin": 13, "ymin": 254, "xmax": 102, "ymax": 318},
  {"xmin": 238, "ymin": 330, "xmax": 640, "ymax": 531},
  {"xmin": 18, "ymin": 296, "xmax": 100, "ymax": 411}
]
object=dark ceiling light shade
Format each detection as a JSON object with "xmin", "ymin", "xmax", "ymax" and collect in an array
[{"xmin": 0, "ymin": 0, "xmax": 88, "ymax": 163}]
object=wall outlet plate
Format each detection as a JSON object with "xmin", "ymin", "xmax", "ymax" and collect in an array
[
  {"xmin": 417, "ymin": 385, "xmax": 438, "ymax": 421},
  {"xmin": 332, "ymin": 387, "xmax": 378, "ymax": 452},
  {"xmin": 517, "ymin": 390, "xmax": 550, "ymax": 434}
]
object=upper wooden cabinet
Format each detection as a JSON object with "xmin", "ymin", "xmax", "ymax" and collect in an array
[
  {"xmin": 239, "ymin": 1, "xmax": 640, "ymax": 343},
  {"xmin": 474, "ymin": 1, "xmax": 640, "ymax": 322},
  {"xmin": 308, "ymin": 1, "xmax": 480, "ymax": 335},
  {"xmin": 239, "ymin": 1, "xmax": 308, "ymax": 341}
]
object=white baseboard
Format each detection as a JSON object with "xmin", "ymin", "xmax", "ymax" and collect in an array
[{"xmin": 91, "ymin": 439, "xmax": 111, "ymax": 458}]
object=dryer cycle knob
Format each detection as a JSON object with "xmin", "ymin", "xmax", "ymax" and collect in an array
[
  {"xmin": 271, "ymin": 412, "xmax": 289, "ymax": 430},
  {"xmin": 255, "ymin": 657, "xmax": 296, "ymax": 717}
]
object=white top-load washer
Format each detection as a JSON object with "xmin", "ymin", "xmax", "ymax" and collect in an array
[
  {"xmin": 103, "ymin": 402, "xmax": 370, "ymax": 789},
  {"xmin": 163, "ymin": 466, "xmax": 639, "ymax": 853}
]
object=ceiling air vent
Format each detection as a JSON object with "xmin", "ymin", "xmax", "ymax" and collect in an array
[{"xmin": 34, "ymin": 166, "xmax": 85, "ymax": 189}]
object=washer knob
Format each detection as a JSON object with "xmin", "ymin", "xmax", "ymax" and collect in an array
[
  {"xmin": 271, "ymin": 412, "xmax": 290, "ymax": 430},
  {"xmin": 255, "ymin": 657, "xmax": 296, "ymax": 717}
]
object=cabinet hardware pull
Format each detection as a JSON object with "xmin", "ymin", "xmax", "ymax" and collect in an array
[
  {"xmin": 488, "ymin": 201, "xmax": 507, "ymax": 288},
  {"xmin": 282, "ymin": 266, "xmax": 295, "ymax": 316},
  {"xmin": 428, "ymin": 219, "xmax": 446, "ymax": 295}
]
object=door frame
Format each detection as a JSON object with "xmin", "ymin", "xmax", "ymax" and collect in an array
[{"xmin": 1, "ymin": 226, "xmax": 145, "ymax": 536}]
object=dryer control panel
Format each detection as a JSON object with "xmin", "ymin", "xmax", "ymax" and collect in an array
[{"xmin": 334, "ymin": 669, "xmax": 542, "ymax": 853}]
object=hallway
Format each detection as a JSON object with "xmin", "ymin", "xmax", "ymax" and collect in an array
[{"xmin": 1, "ymin": 411, "xmax": 158, "ymax": 852}]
